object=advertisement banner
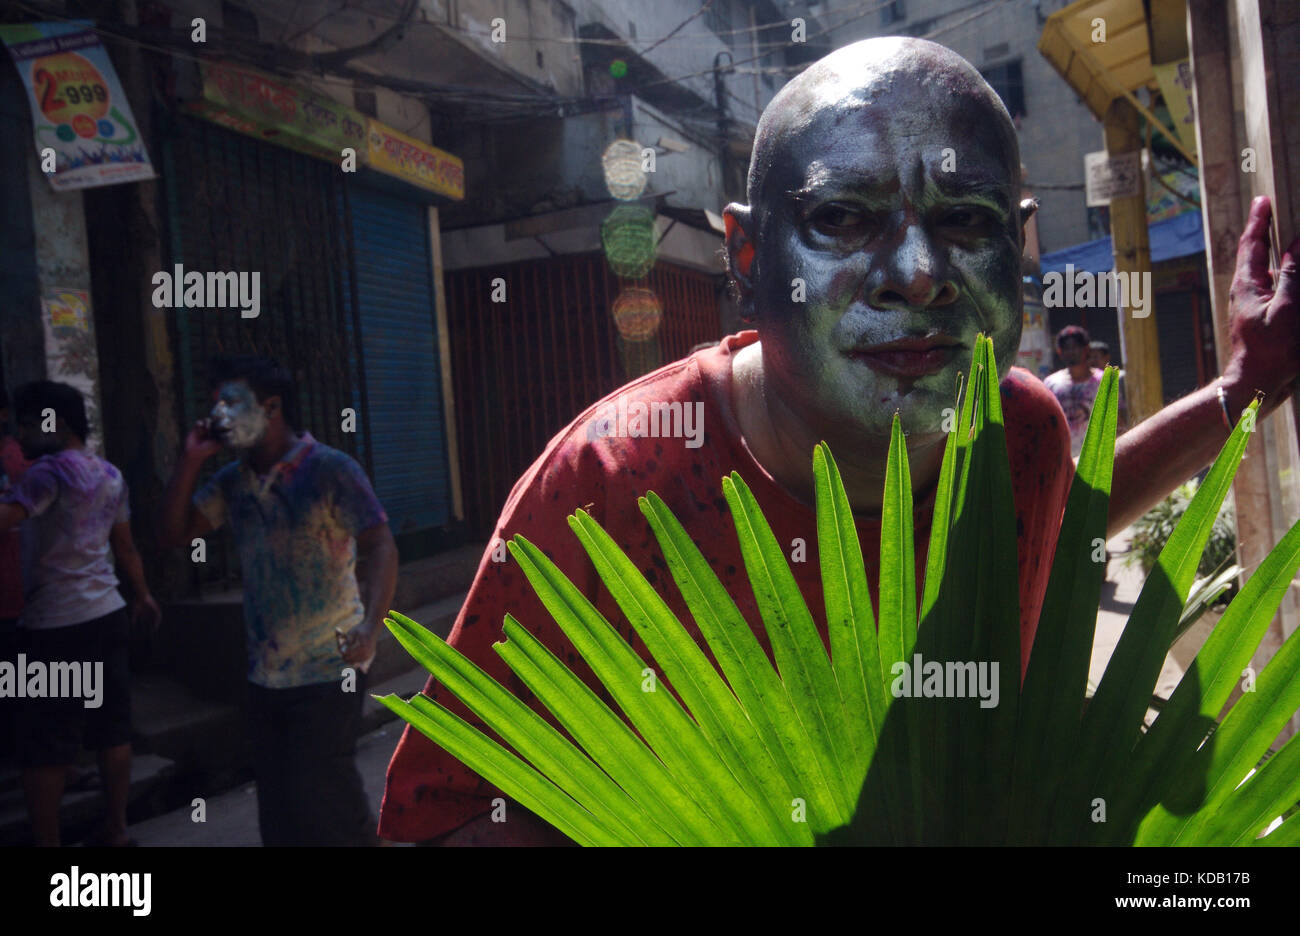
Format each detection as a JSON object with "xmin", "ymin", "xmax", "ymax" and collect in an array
[
  {"xmin": 41, "ymin": 288, "xmax": 104, "ymax": 453},
  {"xmin": 0, "ymin": 20, "xmax": 155, "ymax": 191}
]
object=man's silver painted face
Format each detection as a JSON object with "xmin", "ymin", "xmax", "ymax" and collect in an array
[
  {"xmin": 210, "ymin": 380, "xmax": 268, "ymax": 450},
  {"xmin": 751, "ymin": 83, "xmax": 1023, "ymax": 442}
]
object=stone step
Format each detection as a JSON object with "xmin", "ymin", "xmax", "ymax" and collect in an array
[
  {"xmin": 0, "ymin": 580, "xmax": 473, "ymax": 845},
  {"xmin": 0, "ymin": 753, "xmax": 175, "ymax": 846},
  {"xmin": 392, "ymin": 544, "xmax": 486, "ymax": 610},
  {"xmin": 368, "ymin": 590, "xmax": 465, "ymax": 686},
  {"xmin": 129, "ymin": 674, "xmax": 243, "ymax": 774},
  {"xmin": 155, "ymin": 547, "xmax": 482, "ymax": 704},
  {"xmin": 361, "ymin": 665, "xmax": 437, "ymax": 736}
]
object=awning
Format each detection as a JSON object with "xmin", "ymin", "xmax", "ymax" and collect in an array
[
  {"xmin": 1038, "ymin": 0, "xmax": 1196, "ymax": 164},
  {"xmin": 1039, "ymin": 209, "xmax": 1205, "ymax": 275}
]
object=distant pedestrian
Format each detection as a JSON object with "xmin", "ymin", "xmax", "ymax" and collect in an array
[
  {"xmin": 0, "ymin": 381, "xmax": 160, "ymax": 847},
  {"xmin": 158, "ymin": 356, "xmax": 398, "ymax": 846},
  {"xmin": 1045, "ymin": 326, "xmax": 1128, "ymax": 457}
]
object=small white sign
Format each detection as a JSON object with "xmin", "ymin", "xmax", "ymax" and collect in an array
[{"xmin": 1084, "ymin": 149, "xmax": 1142, "ymax": 206}]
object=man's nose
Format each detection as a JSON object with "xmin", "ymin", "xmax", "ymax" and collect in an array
[{"xmin": 867, "ymin": 223, "xmax": 959, "ymax": 310}]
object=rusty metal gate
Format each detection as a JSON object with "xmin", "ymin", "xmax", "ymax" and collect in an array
[{"xmin": 444, "ymin": 253, "xmax": 722, "ymax": 535}]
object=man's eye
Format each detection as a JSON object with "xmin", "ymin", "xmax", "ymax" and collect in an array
[
  {"xmin": 942, "ymin": 207, "xmax": 998, "ymax": 230},
  {"xmin": 810, "ymin": 204, "xmax": 870, "ymax": 235}
]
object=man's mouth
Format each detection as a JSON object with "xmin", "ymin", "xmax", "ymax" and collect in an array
[{"xmin": 847, "ymin": 335, "xmax": 963, "ymax": 378}]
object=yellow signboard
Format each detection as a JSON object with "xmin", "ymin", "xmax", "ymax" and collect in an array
[{"xmin": 366, "ymin": 119, "xmax": 464, "ymax": 201}]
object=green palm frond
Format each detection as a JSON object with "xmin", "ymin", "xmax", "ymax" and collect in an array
[{"xmin": 378, "ymin": 335, "xmax": 1300, "ymax": 845}]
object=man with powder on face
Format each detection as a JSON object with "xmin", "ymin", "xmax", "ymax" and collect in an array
[
  {"xmin": 378, "ymin": 37, "xmax": 1300, "ymax": 845},
  {"xmin": 158, "ymin": 356, "xmax": 399, "ymax": 846}
]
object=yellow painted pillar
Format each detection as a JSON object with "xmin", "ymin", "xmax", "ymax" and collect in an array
[{"xmin": 1104, "ymin": 98, "xmax": 1163, "ymax": 423}]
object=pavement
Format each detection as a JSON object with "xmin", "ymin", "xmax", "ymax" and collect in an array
[
  {"xmin": 1090, "ymin": 527, "xmax": 1210, "ymax": 714},
  {"xmin": 127, "ymin": 721, "xmax": 410, "ymax": 847}
]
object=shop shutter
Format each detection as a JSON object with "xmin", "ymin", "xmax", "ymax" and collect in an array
[
  {"xmin": 162, "ymin": 116, "xmax": 366, "ymax": 588},
  {"xmin": 162, "ymin": 117, "xmax": 363, "ymax": 454},
  {"xmin": 345, "ymin": 182, "xmax": 451, "ymax": 533},
  {"xmin": 443, "ymin": 253, "xmax": 720, "ymax": 535},
  {"xmin": 1155, "ymin": 292, "xmax": 1201, "ymax": 405}
]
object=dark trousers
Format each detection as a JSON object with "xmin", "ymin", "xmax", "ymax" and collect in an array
[{"xmin": 246, "ymin": 675, "xmax": 376, "ymax": 847}]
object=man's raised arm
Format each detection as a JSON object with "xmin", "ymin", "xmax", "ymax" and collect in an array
[{"xmin": 1108, "ymin": 196, "xmax": 1299, "ymax": 537}]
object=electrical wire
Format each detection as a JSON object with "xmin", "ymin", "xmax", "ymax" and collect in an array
[
  {"xmin": 6, "ymin": 0, "xmax": 881, "ymax": 126},
  {"xmin": 7, "ymin": 0, "xmax": 587, "ymax": 121},
  {"xmin": 346, "ymin": 0, "xmax": 880, "ymax": 48},
  {"xmin": 921, "ymin": 0, "xmax": 1019, "ymax": 41},
  {"xmin": 736, "ymin": 0, "xmax": 1027, "ymax": 74},
  {"xmin": 628, "ymin": 0, "xmax": 899, "ymax": 96},
  {"xmin": 634, "ymin": 0, "xmax": 712, "ymax": 59}
]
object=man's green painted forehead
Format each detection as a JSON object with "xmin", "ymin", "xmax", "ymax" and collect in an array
[{"xmin": 747, "ymin": 37, "xmax": 1021, "ymax": 210}]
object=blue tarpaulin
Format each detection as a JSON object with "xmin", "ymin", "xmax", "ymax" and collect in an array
[{"xmin": 1039, "ymin": 210, "xmax": 1205, "ymax": 275}]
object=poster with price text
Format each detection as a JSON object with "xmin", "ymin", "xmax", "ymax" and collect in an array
[{"xmin": 0, "ymin": 20, "xmax": 155, "ymax": 191}]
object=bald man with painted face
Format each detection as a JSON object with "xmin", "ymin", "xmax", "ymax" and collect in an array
[{"xmin": 379, "ymin": 38, "xmax": 1300, "ymax": 845}]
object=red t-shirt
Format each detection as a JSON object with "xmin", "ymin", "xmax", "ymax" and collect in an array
[{"xmin": 379, "ymin": 330, "xmax": 1073, "ymax": 842}]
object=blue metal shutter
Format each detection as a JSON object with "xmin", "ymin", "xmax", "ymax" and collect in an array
[{"xmin": 346, "ymin": 182, "xmax": 451, "ymax": 532}]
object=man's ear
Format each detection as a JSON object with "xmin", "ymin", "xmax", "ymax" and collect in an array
[
  {"xmin": 723, "ymin": 203, "xmax": 756, "ymax": 294},
  {"xmin": 263, "ymin": 395, "xmax": 282, "ymax": 421}
]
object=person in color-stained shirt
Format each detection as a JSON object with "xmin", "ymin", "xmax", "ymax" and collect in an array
[
  {"xmin": 0, "ymin": 381, "xmax": 160, "ymax": 847},
  {"xmin": 1044, "ymin": 325, "xmax": 1130, "ymax": 458},
  {"xmin": 380, "ymin": 38, "xmax": 1300, "ymax": 845},
  {"xmin": 1043, "ymin": 325, "xmax": 1104, "ymax": 458},
  {"xmin": 158, "ymin": 356, "xmax": 398, "ymax": 846}
]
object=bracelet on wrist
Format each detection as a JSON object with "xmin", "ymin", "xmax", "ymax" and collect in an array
[{"xmin": 1216, "ymin": 383, "xmax": 1233, "ymax": 431}]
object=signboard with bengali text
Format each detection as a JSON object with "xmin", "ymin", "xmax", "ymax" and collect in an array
[
  {"xmin": 365, "ymin": 119, "xmax": 463, "ymax": 201},
  {"xmin": 1084, "ymin": 149, "xmax": 1142, "ymax": 207},
  {"xmin": 188, "ymin": 60, "xmax": 463, "ymax": 201},
  {"xmin": 189, "ymin": 60, "xmax": 366, "ymax": 161}
]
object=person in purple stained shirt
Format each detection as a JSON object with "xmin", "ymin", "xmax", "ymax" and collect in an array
[
  {"xmin": 1044, "ymin": 325, "xmax": 1129, "ymax": 458},
  {"xmin": 158, "ymin": 356, "xmax": 398, "ymax": 846},
  {"xmin": 0, "ymin": 381, "xmax": 160, "ymax": 847}
]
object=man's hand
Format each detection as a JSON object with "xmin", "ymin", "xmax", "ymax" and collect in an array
[
  {"xmin": 184, "ymin": 418, "xmax": 223, "ymax": 464},
  {"xmin": 1220, "ymin": 196, "xmax": 1300, "ymax": 420},
  {"xmin": 158, "ymin": 422, "xmax": 219, "ymax": 548},
  {"xmin": 130, "ymin": 594, "xmax": 162, "ymax": 633},
  {"xmin": 349, "ymin": 522, "xmax": 398, "ymax": 668},
  {"xmin": 1109, "ymin": 196, "xmax": 1300, "ymax": 535},
  {"xmin": 337, "ymin": 621, "xmax": 379, "ymax": 666}
]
